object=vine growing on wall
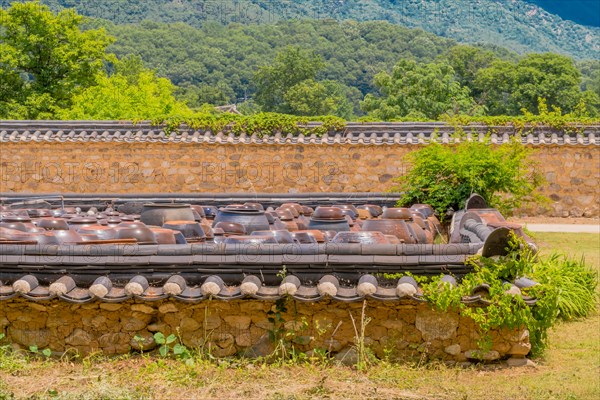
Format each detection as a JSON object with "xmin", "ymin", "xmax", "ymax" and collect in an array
[{"xmin": 146, "ymin": 98, "xmax": 598, "ymax": 137}]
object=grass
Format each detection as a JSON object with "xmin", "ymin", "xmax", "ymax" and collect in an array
[{"xmin": 0, "ymin": 232, "xmax": 598, "ymax": 400}]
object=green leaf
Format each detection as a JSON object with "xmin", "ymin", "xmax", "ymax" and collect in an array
[
  {"xmin": 153, "ymin": 332, "xmax": 165, "ymax": 344},
  {"xmin": 173, "ymin": 343, "xmax": 186, "ymax": 355},
  {"xmin": 166, "ymin": 334, "xmax": 177, "ymax": 345},
  {"xmin": 159, "ymin": 345, "xmax": 169, "ymax": 357},
  {"xmin": 29, "ymin": 345, "xmax": 38, "ymax": 353},
  {"xmin": 42, "ymin": 348, "xmax": 52, "ymax": 357}
]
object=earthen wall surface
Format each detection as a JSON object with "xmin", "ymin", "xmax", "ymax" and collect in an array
[{"xmin": 1, "ymin": 142, "xmax": 598, "ymax": 217}]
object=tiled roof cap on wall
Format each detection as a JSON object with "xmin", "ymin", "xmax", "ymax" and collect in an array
[
  {"xmin": 0, "ymin": 272, "xmax": 537, "ymax": 306},
  {"xmin": 1, "ymin": 121, "xmax": 598, "ymax": 145}
]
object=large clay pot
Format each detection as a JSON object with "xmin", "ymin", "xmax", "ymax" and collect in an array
[
  {"xmin": 251, "ymin": 230, "xmax": 295, "ymax": 244},
  {"xmin": 406, "ymin": 222, "xmax": 431, "ymax": 244},
  {"xmin": 37, "ymin": 218, "xmax": 70, "ymax": 231},
  {"xmin": 331, "ymin": 231, "xmax": 390, "ymax": 245},
  {"xmin": 295, "ymin": 230, "xmax": 326, "ymax": 243},
  {"xmin": 115, "ymin": 227, "xmax": 158, "ymax": 245},
  {"xmin": 67, "ymin": 217, "xmax": 98, "ymax": 231},
  {"xmin": 52, "ymin": 229, "xmax": 83, "ymax": 244},
  {"xmin": 357, "ymin": 204, "xmax": 383, "ymax": 217},
  {"xmin": 312, "ymin": 207, "xmax": 344, "ymax": 220},
  {"xmin": 163, "ymin": 221, "xmax": 206, "ymax": 242},
  {"xmin": 290, "ymin": 231, "xmax": 317, "ymax": 244},
  {"xmin": 78, "ymin": 225, "xmax": 118, "ymax": 240},
  {"xmin": 0, "ymin": 222, "xmax": 28, "ymax": 232},
  {"xmin": 382, "ymin": 208, "xmax": 412, "ymax": 220},
  {"xmin": 213, "ymin": 208, "xmax": 269, "ymax": 234},
  {"xmin": 307, "ymin": 218, "xmax": 350, "ymax": 232},
  {"xmin": 150, "ymin": 228, "xmax": 177, "ymax": 245},
  {"xmin": 140, "ymin": 203, "xmax": 195, "ymax": 227},
  {"xmin": 361, "ymin": 219, "xmax": 416, "ymax": 244},
  {"xmin": 223, "ymin": 235, "xmax": 277, "ymax": 245},
  {"xmin": 333, "ymin": 204, "xmax": 358, "ymax": 219},
  {"xmin": 213, "ymin": 221, "xmax": 246, "ymax": 235}
]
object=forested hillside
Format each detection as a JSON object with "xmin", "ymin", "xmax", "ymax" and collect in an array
[
  {"xmin": 106, "ymin": 20, "xmax": 460, "ymax": 108},
  {"xmin": 1, "ymin": 2, "xmax": 599, "ymax": 121},
  {"xmin": 10, "ymin": 0, "xmax": 599, "ymax": 59}
]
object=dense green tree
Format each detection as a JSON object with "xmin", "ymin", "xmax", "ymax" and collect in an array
[
  {"xmin": 284, "ymin": 80, "xmax": 356, "ymax": 118},
  {"xmin": 253, "ymin": 47, "xmax": 325, "ymax": 114},
  {"xmin": 440, "ymin": 45, "xmax": 499, "ymax": 90},
  {"xmin": 61, "ymin": 68, "xmax": 189, "ymax": 120},
  {"xmin": 475, "ymin": 53, "xmax": 585, "ymax": 115},
  {"xmin": 474, "ymin": 60, "xmax": 519, "ymax": 115},
  {"xmin": 361, "ymin": 60, "xmax": 480, "ymax": 120},
  {"xmin": 0, "ymin": 1, "xmax": 114, "ymax": 118},
  {"xmin": 577, "ymin": 60, "xmax": 600, "ymax": 97}
]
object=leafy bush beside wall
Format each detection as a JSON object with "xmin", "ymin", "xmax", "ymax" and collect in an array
[{"xmin": 392, "ymin": 137, "xmax": 546, "ymax": 220}]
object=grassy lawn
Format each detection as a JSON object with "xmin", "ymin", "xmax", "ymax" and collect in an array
[{"xmin": 1, "ymin": 233, "xmax": 598, "ymax": 400}]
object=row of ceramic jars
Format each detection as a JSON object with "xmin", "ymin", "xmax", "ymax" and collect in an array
[{"xmin": 0, "ymin": 202, "xmax": 440, "ymax": 245}]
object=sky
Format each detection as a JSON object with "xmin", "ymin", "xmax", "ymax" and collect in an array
[{"xmin": 527, "ymin": 0, "xmax": 600, "ymax": 27}]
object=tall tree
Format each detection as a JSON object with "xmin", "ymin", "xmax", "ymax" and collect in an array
[
  {"xmin": 284, "ymin": 79, "xmax": 356, "ymax": 118},
  {"xmin": 361, "ymin": 60, "xmax": 479, "ymax": 120},
  {"xmin": 61, "ymin": 64, "xmax": 189, "ymax": 120},
  {"xmin": 253, "ymin": 46, "xmax": 325, "ymax": 114},
  {"xmin": 475, "ymin": 53, "xmax": 585, "ymax": 115},
  {"xmin": 0, "ymin": 1, "xmax": 114, "ymax": 118}
]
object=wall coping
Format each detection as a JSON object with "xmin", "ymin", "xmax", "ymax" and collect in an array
[{"xmin": 1, "ymin": 121, "xmax": 598, "ymax": 145}]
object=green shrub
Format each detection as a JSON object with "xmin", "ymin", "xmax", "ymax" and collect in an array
[
  {"xmin": 421, "ymin": 235, "xmax": 598, "ymax": 356},
  {"xmin": 392, "ymin": 137, "xmax": 546, "ymax": 220}
]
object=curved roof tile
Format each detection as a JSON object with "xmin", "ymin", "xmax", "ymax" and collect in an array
[{"xmin": 1, "ymin": 121, "xmax": 598, "ymax": 145}]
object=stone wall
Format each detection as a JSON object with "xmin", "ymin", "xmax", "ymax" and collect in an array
[
  {"xmin": 0, "ymin": 298, "xmax": 530, "ymax": 363},
  {"xmin": 0, "ymin": 142, "xmax": 598, "ymax": 217}
]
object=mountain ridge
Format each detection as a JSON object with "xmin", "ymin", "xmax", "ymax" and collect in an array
[{"xmin": 5, "ymin": 0, "xmax": 597, "ymax": 59}]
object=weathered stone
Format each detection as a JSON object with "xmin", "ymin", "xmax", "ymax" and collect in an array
[
  {"xmin": 334, "ymin": 347, "xmax": 359, "ymax": 366},
  {"xmin": 508, "ymin": 342, "xmax": 532, "ymax": 356},
  {"xmin": 131, "ymin": 304, "xmax": 156, "ymax": 315},
  {"xmin": 147, "ymin": 323, "xmax": 169, "ymax": 333},
  {"xmin": 444, "ymin": 344, "xmax": 461, "ymax": 356},
  {"xmin": 323, "ymin": 338, "xmax": 344, "ymax": 352},
  {"xmin": 254, "ymin": 319, "xmax": 273, "ymax": 330},
  {"xmin": 244, "ymin": 333, "xmax": 275, "ymax": 358},
  {"xmin": 209, "ymin": 343, "xmax": 237, "ymax": 357},
  {"xmin": 121, "ymin": 317, "xmax": 148, "ymax": 332},
  {"xmin": 464, "ymin": 349, "xmax": 501, "ymax": 361},
  {"xmin": 284, "ymin": 320, "xmax": 306, "ymax": 332},
  {"xmin": 367, "ymin": 326, "xmax": 387, "ymax": 341},
  {"xmin": 381, "ymin": 319, "xmax": 404, "ymax": 331},
  {"xmin": 224, "ymin": 316, "xmax": 252, "ymax": 330},
  {"xmin": 415, "ymin": 309, "xmax": 458, "ymax": 341},
  {"xmin": 9, "ymin": 328, "xmax": 51, "ymax": 348},
  {"xmin": 130, "ymin": 331, "xmax": 157, "ymax": 351},
  {"xmin": 90, "ymin": 315, "xmax": 108, "ymax": 330},
  {"xmin": 202, "ymin": 315, "xmax": 222, "ymax": 330},
  {"xmin": 65, "ymin": 328, "xmax": 92, "ymax": 347},
  {"xmin": 99, "ymin": 303, "xmax": 122, "ymax": 311},
  {"xmin": 506, "ymin": 357, "xmax": 537, "ymax": 368},
  {"xmin": 28, "ymin": 303, "xmax": 47, "ymax": 312},
  {"xmin": 213, "ymin": 333, "xmax": 234, "ymax": 349},
  {"xmin": 180, "ymin": 317, "xmax": 201, "ymax": 333},
  {"xmin": 235, "ymin": 331, "xmax": 252, "ymax": 347},
  {"xmin": 98, "ymin": 333, "xmax": 130, "ymax": 354},
  {"xmin": 158, "ymin": 303, "xmax": 179, "ymax": 314}
]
